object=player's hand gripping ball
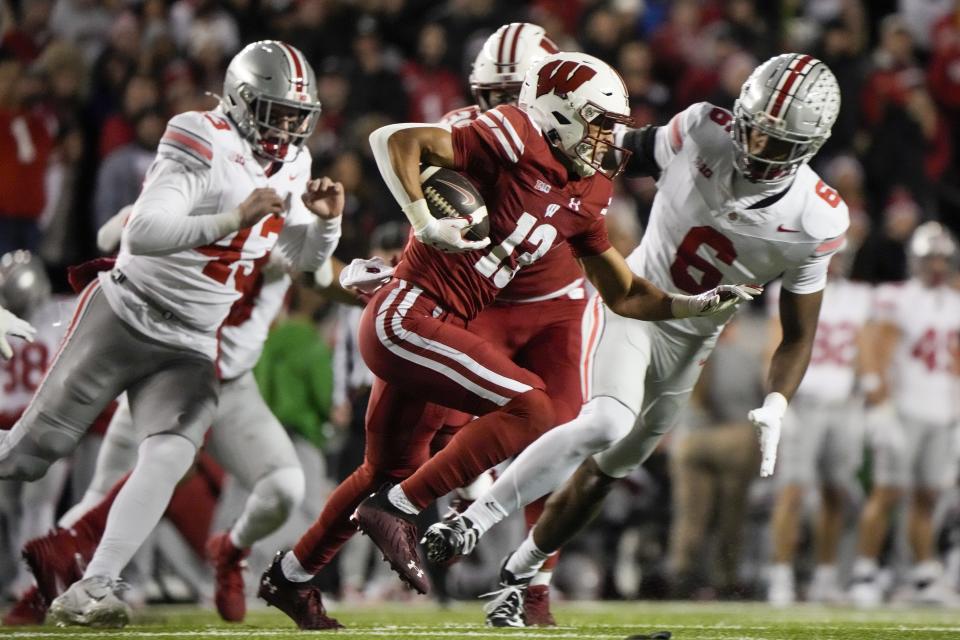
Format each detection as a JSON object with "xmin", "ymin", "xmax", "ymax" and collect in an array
[{"xmin": 419, "ymin": 167, "xmax": 490, "ymax": 242}]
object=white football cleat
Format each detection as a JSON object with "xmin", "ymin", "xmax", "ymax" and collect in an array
[
  {"xmin": 807, "ymin": 565, "xmax": 844, "ymax": 604},
  {"xmin": 766, "ymin": 564, "xmax": 795, "ymax": 607},
  {"xmin": 48, "ymin": 575, "xmax": 130, "ymax": 628},
  {"xmin": 849, "ymin": 575, "xmax": 883, "ymax": 609}
]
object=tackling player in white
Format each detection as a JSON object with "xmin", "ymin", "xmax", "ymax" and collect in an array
[
  {"xmin": 764, "ymin": 255, "xmax": 873, "ymax": 605},
  {"xmin": 849, "ymin": 221, "xmax": 960, "ymax": 607},
  {"xmin": 423, "ymin": 53, "xmax": 848, "ymax": 626},
  {"xmin": 0, "ymin": 40, "xmax": 344, "ymax": 628}
]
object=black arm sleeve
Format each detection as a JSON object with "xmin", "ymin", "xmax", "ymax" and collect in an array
[{"xmin": 622, "ymin": 125, "xmax": 661, "ymax": 179}]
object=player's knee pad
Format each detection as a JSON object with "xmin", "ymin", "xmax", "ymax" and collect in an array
[
  {"xmin": 253, "ymin": 466, "xmax": 306, "ymax": 519},
  {"xmin": 0, "ymin": 421, "xmax": 79, "ymax": 481},
  {"xmin": 507, "ymin": 389, "xmax": 555, "ymax": 437},
  {"xmin": 577, "ymin": 396, "xmax": 636, "ymax": 454},
  {"xmin": 138, "ymin": 433, "xmax": 197, "ymax": 479}
]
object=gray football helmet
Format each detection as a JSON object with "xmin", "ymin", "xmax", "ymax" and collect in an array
[
  {"xmin": 0, "ymin": 251, "xmax": 51, "ymax": 319},
  {"xmin": 908, "ymin": 221, "xmax": 958, "ymax": 285},
  {"xmin": 222, "ymin": 40, "xmax": 322, "ymax": 162},
  {"xmin": 733, "ymin": 53, "xmax": 840, "ymax": 182}
]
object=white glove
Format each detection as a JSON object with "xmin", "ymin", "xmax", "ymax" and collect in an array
[
  {"xmin": 415, "ymin": 216, "xmax": 490, "ymax": 253},
  {"xmin": 670, "ymin": 284, "xmax": 763, "ymax": 319},
  {"xmin": 749, "ymin": 392, "xmax": 787, "ymax": 477},
  {"xmin": 339, "ymin": 257, "xmax": 395, "ymax": 294},
  {"xmin": 403, "ymin": 199, "xmax": 490, "ymax": 254},
  {"xmin": 0, "ymin": 306, "xmax": 37, "ymax": 360}
]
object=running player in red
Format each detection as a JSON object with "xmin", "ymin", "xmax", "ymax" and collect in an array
[
  {"xmin": 258, "ymin": 52, "xmax": 756, "ymax": 629},
  {"xmin": 432, "ymin": 23, "xmax": 579, "ymax": 625}
]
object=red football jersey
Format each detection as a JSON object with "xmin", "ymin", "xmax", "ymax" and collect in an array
[
  {"xmin": 438, "ymin": 104, "xmax": 588, "ymax": 303},
  {"xmin": 393, "ymin": 104, "xmax": 612, "ymax": 319}
]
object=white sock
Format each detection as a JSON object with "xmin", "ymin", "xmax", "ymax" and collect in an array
[
  {"xmin": 852, "ymin": 557, "xmax": 878, "ymax": 580},
  {"xmin": 281, "ymin": 550, "xmax": 315, "ymax": 583},
  {"xmin": 531, "ymin": 570, "xmax": 553, "ymax": 587},
  {"xmin": 461, "ymin": 495, "xmax": 507, "ymax": 536},
  {"xmin": 388, "ymin": 485, "xmax": 419, "ymax": 515},
  {"xmin": 486, "ymin": 397, "xmax": 633, "ymax": 515},
  {"xmin": 229, "ymin": 467, "xmax": 305, "ymax": 549},
  {"xmin": 83, "ymin": 434, "xmax": 195, "ymax": 580},
  {"xmin": 505, "ymin": 530, "xmax": 551, "ymax": 580},
  {"xmin": 812, "ymin": 564, "xmax": 838, "ymax": 582}
]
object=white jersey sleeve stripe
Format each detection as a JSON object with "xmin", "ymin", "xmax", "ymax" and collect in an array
[
  {"xmin": 490, "ymin": 108, "xmax": 525, "ymax": 156},
  {"xmin": 476, "ymin": 113, "xmax": 519, "ymax": 163}
]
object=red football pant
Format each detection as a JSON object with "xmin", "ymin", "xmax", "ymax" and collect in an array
[
  {"xmin": 293, "ymin": 279, "xmax": 555, "ymax": 573},
  {"xmin": 438, "ymin": 295, "xmax": 586, "ymax": 573}
]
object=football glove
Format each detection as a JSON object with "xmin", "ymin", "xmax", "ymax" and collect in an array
[
  {"xmin": 403, "ymin": 199, "xmax": 490, "ymax": 254},
  {"xmin": 0, "ymin": 307, "xmax": 37, "ymax": 360},
  {"xmin": 339, "ymin": 257, "xmax": 396, "ymax": 294},
  {"xmin": 670, "ymin": 284, "xmax": 763, "ymax": 319},
  {"xmin": 749, "ymin": 392, "xmax": 788, "ymax": 477}
]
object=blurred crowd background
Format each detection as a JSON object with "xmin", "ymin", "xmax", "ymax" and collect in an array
[{"xmin": 2, "ymin": 0, "xmax": 960, "ymax": 607}]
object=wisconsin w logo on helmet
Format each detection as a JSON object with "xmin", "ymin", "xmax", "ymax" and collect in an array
[{"xmin": 536, "ymin": 60, "xmax": 597, "ymax": 99}]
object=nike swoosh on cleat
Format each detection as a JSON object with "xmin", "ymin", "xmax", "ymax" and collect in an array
[{"xmin": 777, "ymin": 225, "xmax": 800, "ymax": 233}]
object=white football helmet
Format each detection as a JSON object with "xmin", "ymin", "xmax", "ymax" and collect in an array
[
  {"xmin": 0, "ymin": 251, "xmax": 51, "ymax": 319},
  {"xmin": 908, "ymin": 221, "xmax": 958, "ymax": 285},
  {"xmin": 222, "ymin": 40, "xmax": 322, "ymax": 162},
  {"xmin": 519, "ymin": 52, "xmax": 634, "ymax": 179},
  {"xmin": 733, "ymin": 53, "xmax": 840, "ymax": 182},
  {"xmin": 470, "ymin": 23, "xmax": 558, "ymax": 112}
]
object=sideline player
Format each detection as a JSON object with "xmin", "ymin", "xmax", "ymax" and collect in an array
[
  {"xmin": 425, "ymin": 53, "xmax": 849, "ymax": 626},
  {"xmin": 259, "ymin": 51, "xmax": 755, "ymax": 630},
  {"xmin": 765, "ymin": 254, "xmax": 873, "ymax": 605},
  {"xmin": 848, "ymin": 222, "xmax": 960, "ymax": 607},
  {"xmin": 0, "ymin": 252, "xmax": 69, "ymax": 603},
  {"xmin": 434, "ymin": 23, "xmax": 572, "ymax": 624},
  {"xmin": 0, "ymin": 40, "xmax": 343, "ymax": 628}
]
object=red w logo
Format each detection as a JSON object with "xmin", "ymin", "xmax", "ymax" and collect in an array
[{"xmin": 536, "ymin": 60, "xmax": 597, "ymax": 99}]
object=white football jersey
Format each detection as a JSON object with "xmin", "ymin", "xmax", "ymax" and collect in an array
[
  {"xmin": 625, "ymin": 102, "xmax": 849, "ymax": 336},
  {"xmin": 218, "ymin": 268, "xmax": 291, "ymax": 381},
  {"xmin": 100, "ymin": 107, "xmax": 321, "ymax": 359},
  {"xmin": 874, "ymin": 279, "xmax": 960, "ymax": 424},
  {"xmin": 767, "ymin": 278, "xmax": 873, "ymax": 402},
  {"xmin": 0, "ymin": 296, "xmax": 76, "ymax": 427}
]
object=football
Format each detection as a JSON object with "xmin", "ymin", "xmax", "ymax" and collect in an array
[{"xmin": 419, "ymin": 166, "xmax": 490, "ymax": 241}]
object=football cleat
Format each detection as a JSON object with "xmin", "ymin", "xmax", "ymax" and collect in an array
[
  {"xmin": 23, "ymin": 527, "xmax": 90, "ymax": 603},
  {"xmin": 2, "ymin": 586, "xmax": 47, "ymax": 626},
  {"xmin": 257, "ymin": 551, "xmax": 343, "ymax": 630},
  {"xmin": 207, "ymin": 531, "xmax": 250, "ymax": 623},
  {"xmin": 351, "ymin": 488, "xmax": 430, "ymax": 594},
  {"xmin": 766, "ymin": 564, "xmax": 795, "ymax": 607},
  {"xmin": 523, "ymin": 584, "xmax": 556, "ymax": 626},
  {"xmin": 48, "ymin": 576, "xmax": 130, "ymax": 628},
  {"xmin": 421, "ymin": 513, "xmax": 478, "ymax": 565},
  {"xmin": 848, "ymin": 574, "xmax": 882, "ymax": 609},
  {"xmin": 482, "ymin": 555, "xmax": 532, "ymax": 628}
]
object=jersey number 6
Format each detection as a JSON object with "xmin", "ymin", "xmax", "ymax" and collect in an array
[{"xmin": 669, "ymin": 226, "xmax": 738, "ymax": 294}]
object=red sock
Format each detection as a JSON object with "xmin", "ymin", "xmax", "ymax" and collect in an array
[
  {"xmin": 71, "ymin": 473, "xmax": 130, "ymax": 543},
  {"xmin": 293, "ymin": 463, "xmax": 380, "ymax": 574},
  {"xmin": 524, "ymin": 496, "xmax": 559, "ymax": 572},
  {"xmin": 165, "ymin": 468, "xmax": 221, "ymax": 557},
  {"xmin": 401, "ymin": 389, "xmax": 553, "ymax": 509}
]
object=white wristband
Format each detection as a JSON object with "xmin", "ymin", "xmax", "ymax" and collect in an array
[
  {"xmin": 402, "ymin": 199, "xmax": 434, "ymax": 233},
  {"xmin": 860, "ymin": 372, "xmax": 882, "ymax": 394},
  {"xmin": 762, "ymin": 392, "xmax": 788, "ymax": 417}
]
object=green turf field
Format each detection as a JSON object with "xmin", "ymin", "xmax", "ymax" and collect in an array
[{"xmin": 1, "ymin": 601, "xmax": 959, "ymax": 640}]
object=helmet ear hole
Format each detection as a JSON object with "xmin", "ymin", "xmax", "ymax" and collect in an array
[{"xmin": 552, "ymin": 111, "xmax": 571, "ymax": 125}]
